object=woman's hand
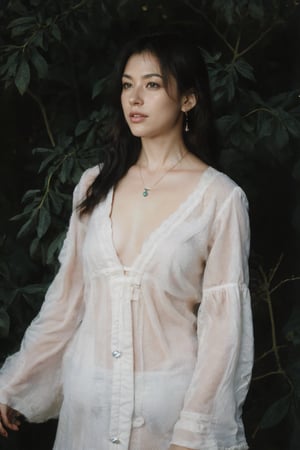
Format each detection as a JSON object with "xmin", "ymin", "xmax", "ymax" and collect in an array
[{"xmin": 0, "ymin": 403, "xmax": 21, "ymax": 437}]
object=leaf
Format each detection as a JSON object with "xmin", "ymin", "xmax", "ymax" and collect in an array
[
  {"xmin": 7, "ymin": 16, "xmax": 36, "ymax": 28},
  {"xmin": 248, "ymin": 0, "xmax": 264, "ymax": 22},
  {"xmin": 216, "ymin": 114, "xmax": 239, "ymax": 134},
  {"xmin": 213, "ymin": 0, "xmax": 235, "ymax": 24},
  {"xmin": 0, "ymin": 263, "xmax": 10, "ymax": 281},
  {"xmin": 38, "ymin": 152, "xmax": 57, "ymax": 173},
  {"xmin": 256, "ymin": 113, "xmax": 274, "ymax": 138},
  {"xmin": 17, "ymin": 213, "xmax": 37, "ymax": 238},
  {"xmin": 260, "ymin": 395, "xmax": 291, "ymax": 429},
  {"xmin": 0, "ymin": 309, "xmax": 10, "ymax": 338},
  {"xmin": 33, "ymin": 147, "xmax": 52, "ymax": 154},
  {"xmin": 46, "ymin": 233, "xmax": 65, "ymax": 264},
  {"xmin": 10, "ymin": 211, "xmax": 30, "ymax": 222},
  {"xmin": 92, "ymin": 78, "xmax": 107, "ymax": 99},
  {"xmin": 15, "ymin": 58, "xmax": 30, "ymax": 95},
  {"xmin": 202, "ymin": 49, "xmax": 222, "ymax": 65},
  {"xmin": 32, "ymin": 31, "xmax": 45, "ymax": 50},
  {"xmin": 49, "ymin": 191, "xmax": 64, "ymax": 215},
  {"xmin": 75, "ymin": 119, "xmax": 91, "ymax": 136},
  {"xmin": 224, "ymin": 71, "xmax": 236, "ymax": 102},
  {"xmin": 9, "ymin": 0, "xmax": 28, "ymax": 15},
  {"xmin": 30, "ymin": 237, "xmax": 40, "ymax": 257},
  {"xmin": 0, "ymin": 52, "xmax": 19, "ymax": 79},
  {"xmin": 58, "ymin": 135, "xmax": 73, "ymax": 148},
  {"xmin": 241, "ymin": 119, "xmax": 254, "ymax": 133},
  {"xmin": 278, "ymin": 110, "xmax": 300, "ymax": 139},
  {"xmin": 22, "ymin": 189, "xmax": 41, "ymax": 203},
  {"xmin": 235, "ymin": 59, "xmax": 256, "ymax": 82},
  {"xmin": 51, "ymin": 23, "xmax": 61, "ymax": 41},
  {"xmin": 11, "ymin": 24, "xmax": 35, "ymax": 38},
  {"xmin": 273, "ymin": 124, "xmax": 290, "ymax": 150},
  {"xmin": 20, "ymin": 284, "xmax": 47, "ymax": 295},
  {"xmin": 37, "ymin": 207, "xmax": 51, "ymax": 238},
  {"xmin": 286, "ymin": 361, "xmax": 300, "ymax": 398},
  {"xmin": 284, "ymin": 305, "xmax": 300, "ymax": 345},
  {"xmin": 24, "ymin": 202, "xmax": 38, "ymax": 214},
  {"xmin": 30, "ymin": 48, "xmax": 48, "ymax": 79}
]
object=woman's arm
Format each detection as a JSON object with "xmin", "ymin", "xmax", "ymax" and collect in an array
[
  {"xmin": 170, "ymin": 186, "xmax": 253, "ymax": 450},
  {"xmin": 0, "ymin": 167, "xmax": 99, "ymax": 424}
]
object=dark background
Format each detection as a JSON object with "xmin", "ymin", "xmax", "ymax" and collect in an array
[{"xmin": 0, "ymin": 1, "xmax": 300, "ymax": 449}]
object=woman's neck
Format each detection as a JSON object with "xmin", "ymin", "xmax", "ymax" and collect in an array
[{"xmin": 138, "ymin": 136, "xmax": 188, "ymax": 171}]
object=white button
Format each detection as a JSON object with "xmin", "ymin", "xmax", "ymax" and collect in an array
[
  {"xmin": 132, "ymin": 416, "xmax": 145, "ymax": 428},
  {"xmin": 110, "ymin": 437, "xmax": 120, "ymax": 444},
  {"xmin": 112, "ymin": 350, "xmax": 121, "ymax": 358}
]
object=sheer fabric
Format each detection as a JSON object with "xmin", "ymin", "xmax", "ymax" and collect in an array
[{"xmin": 0, "ymin": 165, "xmax": 253, "ymax": 450}]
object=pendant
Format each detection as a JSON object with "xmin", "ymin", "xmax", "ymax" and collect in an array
[{"xmin": 143, "ymin": 188, "xmax": 150, "ymax": 197}]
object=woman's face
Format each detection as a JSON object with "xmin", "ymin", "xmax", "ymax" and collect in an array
[{"xmin": 121, "ymin": 52, "xmax": 185, "ymax": 139}]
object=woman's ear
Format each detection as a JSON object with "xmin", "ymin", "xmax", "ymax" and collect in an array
[{"xmin": 181, "ymin": 92, "xmax": 197, "ymax": 113}]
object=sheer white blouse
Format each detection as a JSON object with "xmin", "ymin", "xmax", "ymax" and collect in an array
[{"xmin": 0, "ymin": 165, "xmax": 253, "ymax": 450}]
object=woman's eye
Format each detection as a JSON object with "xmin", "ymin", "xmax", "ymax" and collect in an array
[
  {"xmin": 146, "ymin": 81, "xmax": 160, "ymax": 89},
  {"xmin": 122, "ymin": 82, "xmax": 131, "ymax": 90}
]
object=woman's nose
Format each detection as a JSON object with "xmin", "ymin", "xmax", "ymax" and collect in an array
[{"xmin": 129, "ymin": 87, "xmax": 143, "ymax": 105}]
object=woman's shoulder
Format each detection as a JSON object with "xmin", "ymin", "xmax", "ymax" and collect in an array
[
  {"xmin": 205, "ymin": 166, "xmax": 248, "ymax": 205},
  {"xmin": 80, "ymin": 164, "xmax": 102, "ymax": 184},
  {"xmin": 75, "ymin": 164, "xmax": 102, "ymax": 201}
]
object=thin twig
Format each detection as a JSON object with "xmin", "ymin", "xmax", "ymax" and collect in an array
[
  {"xmin": 253, "ymin": 369, "xmax": 284, "ymax": 381},
  {"xmin": 184, "ymin": 1, "xmax": 282, "ymax": 63},
  {"xmin": 268, "ymin": 254, "xmax": 284, "ymax": 284},
  {"xmin": 255, "ymin": 345, "xmax": 288, "ymax": 363},
  {"xmin": 232, "ymin": 30, "xmax": 241, "ymax": 63},
  {"xmin": 254, "ymin": 262, "xmax": 295, "ymax": 394},
  {"xmin": 237, "ymin": 23, "xmax": 281, "ymax": 59},
  {"xmin": 242, "ymin": 107, "xmax": 278, "ymax": 119},
  {"xmin": 270, "ymin": 276, "xmax": 300, "ymax": 294},
  {"xmin": 27, "ymin": 89, "xmax": 55, "ymax": 147},
  {"xmin": 261, "ymin": 269, "xmax": 283, "ymax": 371},
  {"xmin": 184, "ymin": 0, "xmax": 235, "ymax": 53}
]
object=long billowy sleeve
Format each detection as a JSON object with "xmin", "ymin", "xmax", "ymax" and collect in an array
[
  {"xmin": 0, "ymin": 167, "xmax": 97, "ymax": 422},
  {"xmin": 171, "ymin": 186, "xmax": 254, "ymax": 450}
]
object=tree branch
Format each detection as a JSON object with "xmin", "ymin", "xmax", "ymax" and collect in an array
[
  {"xmin": 237, "ymin": 22, "xmax": 282, "ymax": 59},
  {"xmin": 255, "ymin": 345, "xmax": 288, "ymax": 363},
  {"xmin": 184, "ymin": 0, "xmax": 235, "ymax": 54},
  {"xmin": 270, "ymin": 276, "xmax": 300, "ymax": 294}
]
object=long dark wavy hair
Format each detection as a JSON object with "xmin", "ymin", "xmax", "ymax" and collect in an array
[{"xmin": 78, "ymin": 32, "xmax": 218, "ymax": 215}]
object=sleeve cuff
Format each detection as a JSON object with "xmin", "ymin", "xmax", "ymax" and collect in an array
[
  {"xmin": 171, "ymin": 411, "xmax": 249, "ymax": 450},
  {"xmin": 171, "ymin": 411, "xmax": 217, "ymax": 449}
]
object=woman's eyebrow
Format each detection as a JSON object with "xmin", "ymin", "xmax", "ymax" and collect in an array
[{"xmin": 122, "ymin": 73, "xmax": 163, "ymax": 79}]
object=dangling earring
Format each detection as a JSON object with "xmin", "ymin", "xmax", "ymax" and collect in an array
[{"xmin": 184, "ymin": 111, "xmax": 189, "ymax": 132}]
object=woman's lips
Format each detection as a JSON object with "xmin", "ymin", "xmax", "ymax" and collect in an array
[{"xmin": 129, "ymin": 113, "xmax": 148, "ymax": 123}]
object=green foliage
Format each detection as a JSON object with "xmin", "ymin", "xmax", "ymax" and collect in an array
[{"xmin": 1, "ymin": 1, "xmax": 300, "ymax": 449}]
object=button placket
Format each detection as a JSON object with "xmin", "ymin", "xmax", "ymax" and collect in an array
[
  {"xmin": 109, "ymin": 270, "xmax": 142, "ymax": 449},
  {"xmin": 131, "ymin": 282, "xmax": 141, "ymax": 301}
]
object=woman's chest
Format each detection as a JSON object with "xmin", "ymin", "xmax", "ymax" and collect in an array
[{"xmin": 82, "ymin": 194, "xmax": 214, "ymax": 283}]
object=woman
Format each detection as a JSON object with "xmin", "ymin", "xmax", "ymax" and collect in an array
[{"xmin": 0, "ymin": 33, "xmax": 253, "ymax": 450}]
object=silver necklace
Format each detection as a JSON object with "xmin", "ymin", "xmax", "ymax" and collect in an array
[{"xmin": 139, "ymin": 152, "xmax": 187, "ymax": 197}]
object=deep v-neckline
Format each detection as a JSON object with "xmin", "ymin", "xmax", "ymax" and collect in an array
[{"xmin": 105, "ymin": 166, "xmax": 215, "ymax": 271}]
